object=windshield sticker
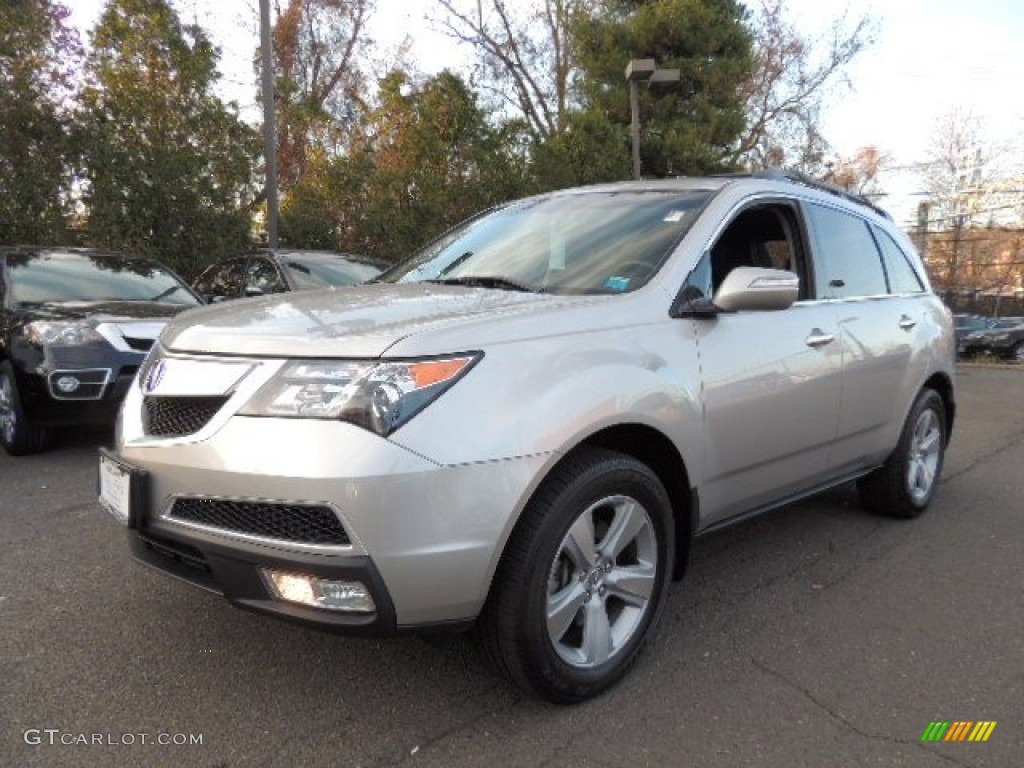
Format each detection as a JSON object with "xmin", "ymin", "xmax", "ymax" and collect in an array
[
  {"xmin": 604, "ymin": 276, "xmax": 631, "ymax": 292},
  {"xmin": 663, "ymin": 210, "xmax": 685, "ymax": 222}
]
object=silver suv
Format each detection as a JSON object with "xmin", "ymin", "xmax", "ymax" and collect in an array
[{"xmin": 100, "ymin": 173, "xmax": 955, "ymax": 703}]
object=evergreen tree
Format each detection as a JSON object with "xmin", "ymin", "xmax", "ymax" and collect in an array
[
  {"xmin": 0, "ymin": 1, "xmax": 82, "ymax": 244},
  {"xmin": 572, "ymin": 0, "xmax": 753, "ymax": 177},
  {"xmin": 81, "ymin": 0, "xmax": 259, "ymax": 276}
]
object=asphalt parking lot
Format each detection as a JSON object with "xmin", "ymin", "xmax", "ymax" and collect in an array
[{"xmin": 2, "ymin": 365, "xmax": 1022, "ymax": 767}]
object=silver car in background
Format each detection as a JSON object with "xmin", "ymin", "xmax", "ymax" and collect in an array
[{"xmin": 99, "ymin": 172, "xmax": 955, "ymax": 703}]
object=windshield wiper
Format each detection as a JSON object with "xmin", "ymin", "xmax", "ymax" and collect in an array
[
  {"xmin": 428, "ymin": 276, "xmax": 541, "ymax": 293},
  {"xmin": 148, "ymin": 285, "xmax": 181, "ymax": 301}
]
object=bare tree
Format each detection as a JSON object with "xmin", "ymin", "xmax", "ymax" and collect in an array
[
  {"xmin": 824, "ymin": 145, "xmax": 886, "ymax": 195},
  {"xmin": 270, "ymin": 0, "xmax": 374, "ymax": 188},
  {"xmin": 430, "ymin": 0, "xmax": 585, "ymax": 140},
  {"xmin": 920, "ymin": 108, "xmax": 1001, "ymax": 229},
  {"xmin": 731, "ymin": 0, "xmax": 875, "ymax": 172},
  {"xmin": 917, "ymin": 108, "xmax": 1024, "ymax": 299}
]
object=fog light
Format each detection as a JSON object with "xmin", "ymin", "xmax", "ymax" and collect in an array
[
  {"xmin": 262, "ymin": 569, "xmax": 375, "ymax": 613},
  {"xmin": 55, "ymin": 375, "xmax": 81, "ymax": 394}
]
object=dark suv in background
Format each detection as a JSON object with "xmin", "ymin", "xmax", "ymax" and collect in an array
[
  {"xmin": 1, "ymin": 247, "xmax": 201, "ymax": 454},
  {"xmin": 956, "ymin": 315, "xmax": 1024, "ymax": 361}
]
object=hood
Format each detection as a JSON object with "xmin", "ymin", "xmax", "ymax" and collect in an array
[
  {"xmin": 19, "ymin": 300, "xmax": 193, "ymax": 324},
  {"xmin": 161, "ymin": 283, "xmax": 569, "ymax": 357}
]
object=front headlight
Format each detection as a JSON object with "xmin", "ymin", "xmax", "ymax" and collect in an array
[
  {"xmin": 239, "ymin": 354, "xmax": 480, "ymax": 436},
  {"xmin": 24, "ymin": 320, "xmax": 105, "ymax": 347}
]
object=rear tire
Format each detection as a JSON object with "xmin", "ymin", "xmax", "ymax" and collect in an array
[
  {"xmin": 479, "ymin": 447, "xmax": 674, "ymax": 703},
  {"xmin": 858, "ymin": 388, "xmax": 946, "ymax": 518},
  {"xmin": 0, "ymin": 362, "xmax": 52, "ymax": 456}
]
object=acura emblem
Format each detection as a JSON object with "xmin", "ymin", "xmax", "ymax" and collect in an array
[{"xmin": 144, "ymin": 359, "xmax": 167, "ymax": 394}]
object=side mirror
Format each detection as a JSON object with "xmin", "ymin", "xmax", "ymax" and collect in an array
[
  {"xmin": 244, "ymin": 286, "xmax": 265, "ymax": 297},
  {"xmin": 713, "ymin": 267, "xmax": 799, "ymax": 312}
]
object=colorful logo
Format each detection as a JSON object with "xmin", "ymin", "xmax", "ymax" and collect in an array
[{"xmin": 921, "ymin": 721, "xmax": 997, "ymax": 742}]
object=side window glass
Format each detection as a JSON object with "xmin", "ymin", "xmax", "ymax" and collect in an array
[
  {"xmin": 707, "ymin": 204, "xmax": 805, "ymax": 298},
  {"xmin": 681, "ymin": 252, "xmax": 712, "ymax": 302},
  {"xmin": 192, "ymin": 266, "xmax": 218, "ymax": 296},
  {"xmin": 872, "ymin": 225, "xmax": 925, "ymax": 294},
  {"xmin": 805, "ymin": 203, "xmax": 887, "ymax": 299},
  {"xmin": 195, "ymin": 258, "xmax": 245, "ymax": 299},
  {"xmin": 246, "ymin": 258, "xmax": 286, "ymax": 295}
]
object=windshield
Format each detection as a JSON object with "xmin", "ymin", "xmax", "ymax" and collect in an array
[
  {"xmin": 6, "ymin": 252, "xmax": 200, "ymax": 306},
  {"xmin": 380, "ymin": 190, "xmax": 711, "ymax": 295},
  {"xmin": 281, "ymin": 254, "xmax": 383, "ymax": 289}
]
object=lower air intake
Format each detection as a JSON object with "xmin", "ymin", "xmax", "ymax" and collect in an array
[{"xmin": 168, "ymin": 498, "xmax": 351, "ymax": 546}]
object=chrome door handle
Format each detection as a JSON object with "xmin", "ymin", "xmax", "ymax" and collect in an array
[
  {"xmin": 805, "ymin": 330, "xmax": 835, "ymax": 348},
  {"xmin": 899, "ymin": 315, "xmax": 917, "ymax": 330}
]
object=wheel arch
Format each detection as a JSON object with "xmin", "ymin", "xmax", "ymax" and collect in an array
[
  {"xmin": 923, "ymin": 371, "xmax": 955, "ymax": 444},
  {"xmin": 582, "ymin": 424, "xmax": 695, "ymax": 581},
  {"xmin": 486, "ymin": 423, "xmax": 696, "ymax": 597}
]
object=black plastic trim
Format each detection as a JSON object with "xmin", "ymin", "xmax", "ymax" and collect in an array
[{"xmin": 129, "ymin": 527, "xmax": 399, "ymax": 636}]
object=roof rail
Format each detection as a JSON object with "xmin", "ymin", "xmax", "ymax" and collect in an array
[{"xmin": 751, "ymin": 168, "xmax": 891, "ymax": 220}]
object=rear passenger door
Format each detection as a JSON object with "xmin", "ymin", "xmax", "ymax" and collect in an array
[{"xmin": 802, "ymin": 203, "xmax": 922, "ymax": 472}]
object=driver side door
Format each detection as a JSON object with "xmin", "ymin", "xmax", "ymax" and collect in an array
[{"xmin": 690, "ymin": 200, "xmax": 843, "ymax": 526}]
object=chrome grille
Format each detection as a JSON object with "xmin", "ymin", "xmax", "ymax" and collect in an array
[
  {"xmin": 144, "ymin": 396, "xmax": 227, "ymax": 436},
  {"xmin": 168, "ymin": 498, "xmax": 350, "ymax": 546}
]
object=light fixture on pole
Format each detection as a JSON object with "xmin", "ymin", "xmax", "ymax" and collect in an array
[{"xmin": 625, "ymin": 59, "xmax": 680, "ymax": 181}]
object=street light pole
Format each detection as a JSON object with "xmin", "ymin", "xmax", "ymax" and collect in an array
[
  {"xmin": 624, "ymin": 59, "xmax": 680, "ymax": 181},
  {"xmin": 625, "ymin": 59, "xmax": 654, "ymax": 181},
  {"xmin": 259, "ymin": 0, "xmax": 280, "ymax": 248}
]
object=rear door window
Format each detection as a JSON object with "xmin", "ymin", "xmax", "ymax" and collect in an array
[
  {"xmin": 804, "ymin": 203, "xmax": 887, "ymax": 300},
  {"xmin": 194, "ymin": 258, "xmax": 246, "ymax": 300},
  {"xmin": 245, "ymin": 257, "xmax": 287, "ymax": 295},
  {"xmin": 871, "ymin": 225, "xmax": 925, "ymax": 294}
]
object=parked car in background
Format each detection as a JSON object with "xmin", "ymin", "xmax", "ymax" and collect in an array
[
  {"xmin": 959, "ymin": 317, "xmax": 1024, "ymax": 361},
  {"xmin": 953, "ymin": 313, "xmax": 991, "ymax": 352},
  {"xmin": 192, "ymin": 250, "xmax": 386, "ymax": 303},
  {"xmin": 101, "ymin": 173, "xmax": 955, "ymax": 703},
  {"xmin": 1, "ymin": 247, "xmax": 202, "ymax": 455}
]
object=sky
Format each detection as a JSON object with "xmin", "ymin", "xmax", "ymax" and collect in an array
[{"xmin": 66, "ymin": 0, "xmax": 1024, "ymax": 228}]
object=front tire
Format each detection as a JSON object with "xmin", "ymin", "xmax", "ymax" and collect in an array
[
  {"xmin": 479, "ymin": 447, "xmax": 674, "ymax": 703},
  {"xmin": 0, "ymin": 362, "xmax": 52, "ymax": 456},
  {"xmin": 858, "ymin": 388, "xmax": 947, "ymax": 518}
]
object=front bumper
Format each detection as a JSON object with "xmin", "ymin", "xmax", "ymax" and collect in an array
[
  {"xmin": 128, "ymin": 524, "xmax": 398, "ymax": 634},
  {"xmin": 115, "ymin": 408, "xmax": 550, "ymax": 633},
  {"xmin": 13, "ymin": 344, "xmax": 146, "ymax": 426}
]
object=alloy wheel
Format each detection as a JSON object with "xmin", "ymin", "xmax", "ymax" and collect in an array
[
  {"xmin": 546, "ymin": 494, "xmax": 657, "ymax": 669},
  {"xmin": 0, "ymin": 372, "xmax": 16, "ymax": 446},
  {"xmin": 906, "ymin": 408, "xmax": 942, "ymax": 504}
]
